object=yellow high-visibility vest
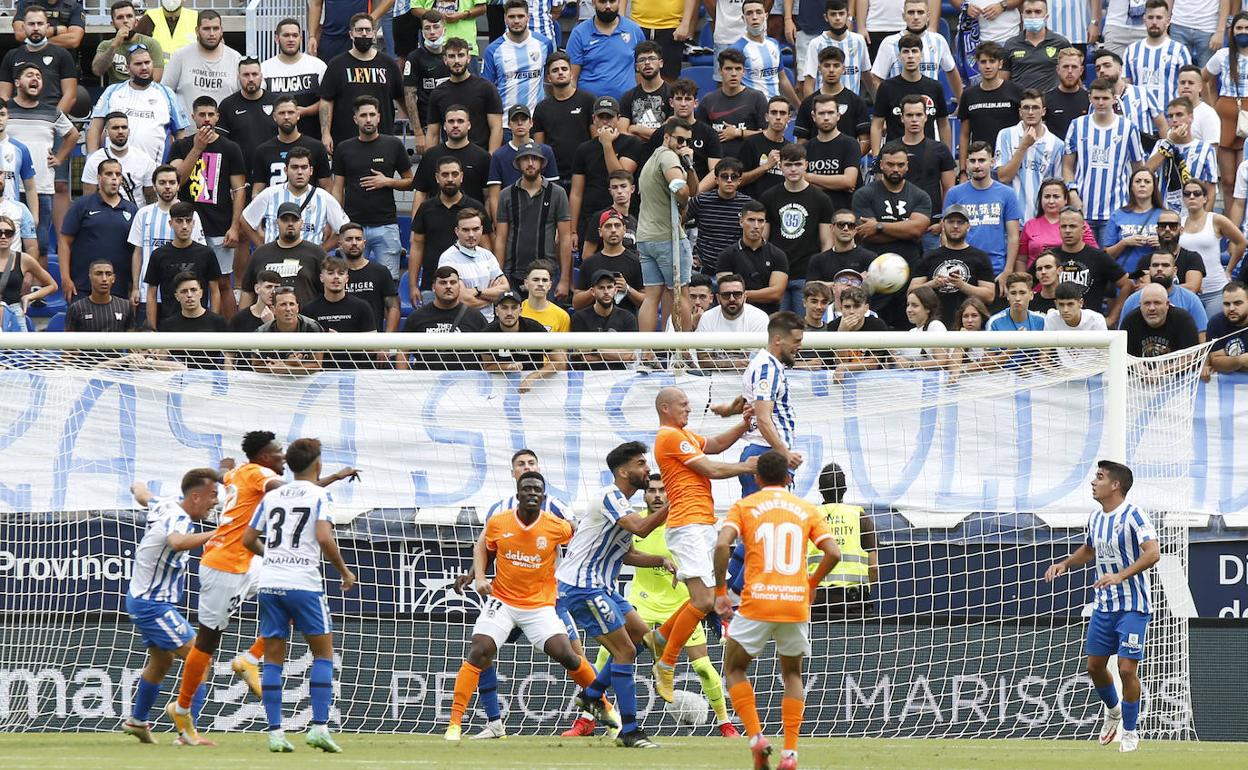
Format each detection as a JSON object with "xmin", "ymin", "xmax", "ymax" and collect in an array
[
  {"xmin": 807, "ymin": 502, "xmax": 870, "ymax": 587},
  {"xmin": 148, "ymin": 8, "xmax": 198, "ymax": 65}
]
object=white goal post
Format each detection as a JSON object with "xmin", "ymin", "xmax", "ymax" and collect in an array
[{"xmin": 0, "ymin": 329, "xmax": 1200, "ymax": 740}]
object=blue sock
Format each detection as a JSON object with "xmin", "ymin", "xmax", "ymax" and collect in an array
[
  {"xmin": 191, "ymin": 682, "xmax": 207, "ymax": 723},
  {"xmin": 1121, "ymin": 699, "xmax": 1140, "ymax": 731},
  {"xmin": 584, "ymin": 655, "xmax": 613, "ymax": 700},
  {"xmin": 609, "ymin": 662, "xmax": 637, "ymax": 734},
  {"xmin": 1095, "ymin": 683, "xmax": 1120, "ymax": 711},
  {"xmin": 477, "ymin": 666, "xmax": 502, "ymax": 721},
  {"xmin": 309, "ymin": 658, "xmax": 333, "ymax": 726},
  {"xmin": 131, "ymin": 677, "xmax": 161, "ymax": 722},
  {"xmin": 262, "ymin": 663, "xmax": 284, "ymax": 731}
]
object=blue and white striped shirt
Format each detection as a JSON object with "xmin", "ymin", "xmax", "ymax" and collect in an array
[
  {"xmin": 554, "ymin": 485, "xmax": 635, "ymax": 589},
  {"xmin": 743, "ymin": 348, "xmax": 795, "ymax": 449},
  {"xmin": 803, "ymin": 31, "xmax": 872, "ymax": 94},
  {"xmin": 733, "ymin": 37, "xmax": 785, "ymax": 99},
  {"xmin": 869, "ymin": 29, "xmax": 956, "ymax": 82},
  {"xmin": 1048, "ymin": 0, "xmax": 1091, "ymax": 44},
  {"xmin": 481, "ymin": 32, "xmax": 555, "ymax": 114},
  {"xmin": 127, "ymin": 498, "xmax": 194, "ymax": 604},
  {"xmin": 1123, "ymin": 38, "xmax": 1191, "ymax": 115},
  {"xmin": 1157, "ymin": 138, "xmax": 1219, "ymax": 212},
  {"xmin": 1116, "ymin": 83, "xmax": 1163, "ymax": 138},
  {"xmin": 1086, "ymin": 500, "xmax": 1157, "ymax": 614},
  {"xmin": 241, "ymin": 185, "xmax": 348, "ymax": 246},
  {"xmin": 0, "ymin": 137, "xmax": 34, "ymax": 204},
  {"xmin": 485, "ymin": 493, "xmax": 570, "ymax": 521},
  {"xmin": 993, "ymin": 123, "xmax": 1066, "ymax": 221},
  {"xmin": 1064, "ymin": 115, "xmax": 1145, "ymax": 221},
  {"xmin": 528, "ymin": 0, "xmax": 563, "ymax": 49},
  {"xmin": 127, "ymin": 202, "xmax": 207, "ymax": 297},
  {"xmin": 1206, "ymin": 48, "xmax": 1248, "ymax": 98}
]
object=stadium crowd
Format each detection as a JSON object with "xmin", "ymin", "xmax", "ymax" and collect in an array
[{"xmin": 0, "ymin": 0, "xmax": 1247, "ymax": 373}]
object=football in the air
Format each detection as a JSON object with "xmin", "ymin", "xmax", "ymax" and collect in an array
[
  {"xmin": 866, "ymin": 252, "xmax": 910, "ymax": 295},
  {"xmin": 664, "ymin": 689, "xmax": 711, "ymax": 726}
]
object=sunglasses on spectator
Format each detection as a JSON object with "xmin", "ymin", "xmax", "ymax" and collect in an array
[
  {"xmin": 718, "ymin": 172, "xmax": 741, "ymax": 180},
  {"xmin": 833, "ymin": 221, "xmax": 856, "ymax": 228},
  {"xmin": 671, "ymin": 135, "xmax": 690, "ymax": 146},
  {"xmin": 127, "ymin": 43, "xmax": 149, "ymax": 53},
  {"xmin": 1183, "ymin": 189, "xmax": 1204, "ymax": 197},
  {"xmin": 720, "ymin": 290, "xmax": 745, "ymax": 298},
  {"xmin": 834, "ymin": 276, "xmax": 863, "ymax": 286},
  {"xmin": 0, "ymin": 229, "xmax": 14, "ymax": 238},
  {"xmin": 1156, "ymin": 221, "xmax": 1180, "ymax": 229}
]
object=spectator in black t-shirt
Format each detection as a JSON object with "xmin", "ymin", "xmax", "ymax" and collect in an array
[
  {"xmin": 157, "ymin": 272, "xmax": 230, "ymax": 369},
  {"xmin": 340, "ymin": 222, "xmax": 400, "ymax": 331},
  {"xmin": 65, "ymin": 260, "xmax": 134, "ymax": 334},
  {"xmin": 1208, "ymin": 282, "xmax": 1248, "ymax": 376},
  {"xmin": 644, "ymin": 78, "xmax": 724, "ymax": 184},
  {"xmin": 1044, "ymin": 47, "xmax": 1089, "ymax": 140},
  {"xmin": 1052, "ymin": 206, "xmax": 1133, "ymax": 326},
  {"xmin": 402, "ymin": 11, "xmax": 453, "ymax": 151},
  {"xmin": 217, "ymin": 58, "xmax": 279, "ymax": 155},
  {"xmin": 1122, "ymin": 283, "xmax": 1200, "ymax": 358},
  {"xmin": 619, "ymin": 42, "xmax": 672, "ymax": 143},
  {"xmin": 581, "ymin": 170, "xmax": 638, "ymax": 258},
  {"xmin": 570, "ymin": 270, "xmax": 640, "ymax": 369},
  {"xmin": 399, "ymin": 265, "xmax": 489, "ymax": 370},
  {"xmin": 303, "ymin": 254, "xmax": 379, "ymax": 369},
  {"xmin": 717, "ymin": 200, "xmax": 790, "ymax": 314},
  {"xmin": 481, "ymin": 290, "xmax": 567, "ymax": 391},
  {"xmin": 330, "ymin": 95, "xmax": 414, "ymax": 280},
  {"xmin": 759, "ymin": 143, "xmax": 835, "ymax": 311},
  {"xmin": 169, "ymin": 96, "xmax": 246, "ymax": 317},
  {"xmin": 250, "ymin": 96, "xmax": 333, "ymax": 195},
  {"xmin": 1031, "ymin": 249, "xmax": 1060, "ymax": 313},
  {"xmin": 694, "ymin": 49, "xmax": 768, "ymax": 160},
  {"xmin": 956, "ymin": 42, "xmax": 1023, "ymax": 176},
  {"xmin": 144, "ymin": 201, "xmax": 223, "ymax": 330},
  {"xmin": 251, "ymin": 286, "xmax": 326, "ymax": 375},
  {"xmin": 570, "ymin": 97, "xmax": 646, "ymax": 252},
  {"xmin": 795, "ymin": 46, "xmax": 870, "ymax": 151},
  {"xmin": 829, "ymin": 284, "xmax": 891, "ymax": 375},
  {"xmin": 412, "ymin": 106, "xmax": 491, "ymax": 210},
  {"xmin": 871, "ymin": 35, "xmax": 950, "ymax": 153},
  {"xmin": 738, "ymin": 96, "xmax": 791, "ymax": 200},
  {"xmin": 425, "ymin": 37, "xmax": 503, "ymax": 153},
  {"xmin": 896, "ymin": 94, "xmax": 956, "ymax": 245},
  {"xmin": 228, "ymin": 268, "xmax": 281, "ymax": 334},
  {"xmin": 239, "ymin": 201, "xmax": 327, "ymax": 308},
  {"xmin": 409, "ymin": 156, "xmax": 493, "ymax": 299},
  {"xmin": 532, "ymin": 52, "xmax": 596, "ymax": 183},
  {"xmin": 908, "ymin": 206, "xmax": 997, "ymax": 327},
  {"xmin": 808, "ymin": 208, "xmax": 877, "ymax": 285},
  {"xmin": 803, "ymin": 92, "xmax": 863, "ymax": 212},
  {"xmin": 687, "ymin": 159, "xmax": 751, "ymax": 274},
  {"xmin": 317, "ymin": 13, "xmax": 404, "ymax": 149},
  {"xmin": 574, "ymin": 209, "xmax": 645, "ymax": 315}
]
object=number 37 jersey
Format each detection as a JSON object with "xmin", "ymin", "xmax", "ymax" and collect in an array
[
  {"xmin": 725, "ymin": 487, "xmax": 834, "ymax": 623},
  {"xmin": 249, "ymin": 480, "xmax": 335, "ymax": 592}
]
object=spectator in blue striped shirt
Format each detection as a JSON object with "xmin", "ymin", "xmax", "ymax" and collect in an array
[
  {"xmin": 1093, "ymin": 49, "xmax": 1167, "ymax": 145},
  {"xmin": 1063, "ymin": 78, "xmax": 1146, "ymax": 244},
  {"xmin": 1123, "ymin": 1, "xmax": 1191, "ymax": 120},
  {"xmin": 1145, "ymin": 97, "xmax": 1218, "ymax": 213},
  {"xmin": 481, "ymin": 0, "xmax": 555, "ymax": 116}
]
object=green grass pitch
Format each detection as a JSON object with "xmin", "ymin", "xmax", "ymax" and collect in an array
[{"xmin": 2, "ymin": 734, "xmax": 1245, "ymax": 770}]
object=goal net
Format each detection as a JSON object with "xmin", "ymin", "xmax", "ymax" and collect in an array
[{"xmin": 0, "ymin": 330, "xmax": 1201, "ymax": 740}]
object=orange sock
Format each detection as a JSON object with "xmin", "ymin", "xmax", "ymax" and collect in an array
[
  {"xmin": 177, "ymin": 647, "xmax": 213, "ymax": 710},
  {"xmin": 450, "ymin": 662, "xmax": 481, "ymax": 726},
  {"xmin": 728, "ymin": 681, "xmax": 763, "ymax": 737},
  {"xmin": 657, "ymin": 600, "xmax": 691, "ymax": 640},
  {"xmin": 781, "ymin": 696, "xmax": 803, "ymax": 752},
  {"xmin": 248, "ymin": 637, "xmax": 265, "ymax": 660},
  {"xmin": 660, "ymin": 603, "xmax": 707, "ymax": 666},
  {"xmin": 567, "ymin": 657, "xmax": 598, "ymax": 689}
]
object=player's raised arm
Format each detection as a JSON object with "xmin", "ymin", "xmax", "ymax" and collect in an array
[
  {"xmin": 315, "ymin": 519, "xmax": 356, "ymax": 592},
  {"xmin": 317, "ymin": 467, "xmax": 360, "ymax": 487},
  {"xmin": 130, "ymin": 482, "xmax": 156, "ymax": 507}
]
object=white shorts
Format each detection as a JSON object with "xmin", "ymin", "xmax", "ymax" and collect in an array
[
  {"xmin": 666, "ymin": 523, "xmax": 717, "ymax": 585},
  {"xmin": 472, "ymin": 597, "xmax": 567, "ymax": 651},
  {"xmin": 198, "ymin": 561, "xmax": 260, "ymax": 631},
  {"xmin": 727, "ymin": 614, "xmax": 811, "ymax": 657}
]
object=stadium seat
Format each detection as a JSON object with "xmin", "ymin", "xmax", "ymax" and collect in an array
[
  {"xmin": 689, "ymin": 24, "xmax": 716, "ymax": 67},
  {"xmin": 938, "ymin": 17, "xmax": 953, "ymax": 49},
  {"xmin": 399, "ymin": 273, "xmax": 414, "ymax": 318},
  {"xmin": 43, "ymin": 311, "xmax": 65, "ymax": 332},
  {"xmin": 682, "ymin": 65, "xmax": 718, "ymax": 98},
  {"xmin": 772, "ymin": 37, "xmax": 795, "ymax": 68}
]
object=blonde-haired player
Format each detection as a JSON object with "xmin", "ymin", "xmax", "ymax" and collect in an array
[{"xmin": 714, "ymin": 451, "xmax": 841, "ymax": 770}]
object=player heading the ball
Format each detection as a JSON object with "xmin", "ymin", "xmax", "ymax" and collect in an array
[
  {"xmin": 1045, "ymin": 460, "xmax": 1160, "ymax": 754},
  {"xmin": 121, "ymin": 469, "xmax": 221, "ymax": 745},
  {"xmin": 243, "ymin": 438, "xmax": 357, "ymax": 754},
  {"xmin": 714, "ymin": 450, "xmax": 841, "ymax": 770}
]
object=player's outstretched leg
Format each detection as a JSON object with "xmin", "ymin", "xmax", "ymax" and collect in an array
[{"xmin": 169, "ymin": 626, "xmax": 219, "ymax": 746}]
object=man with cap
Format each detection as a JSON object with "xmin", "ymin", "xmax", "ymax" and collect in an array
[
  {"xmin": 909, "ymin": 204, "xmax": 997, "ymax": 328},
  {"xmin": 570, "ymin": 96, "xmax": 647, "ymax": 255},
  {"xmin": 574, "ymin": 209, "xmax": 645, "ymax": 316},
  {"xmin": 238, "ymin": 201, "xmax": 327, "ymax": 309},
  {"xmin": 494, "ymin": 141, "xmax": 573, "ymax": 296},
  {"xmin": 570, "ymin": 269, "xmax": 640, "ymax": 368},
  {"xmin": 481, "ymin": 289, "xmax": 568, "ymax": 392},
  {"xmin": 486, "ymin": 104, "xmax": 559, "ymax": 219},
  {"xmin": 438, "ymin": 207, "xmax": 509, "ymax": 321}
]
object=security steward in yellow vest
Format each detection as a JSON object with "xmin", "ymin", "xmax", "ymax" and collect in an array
[
  {"xmin": 808, "ymin": 462, "xmax": 877, "ymax": 617},
  {"xmin": 136, "ymin": 0, "xmax": 198, "ymax": 65}
]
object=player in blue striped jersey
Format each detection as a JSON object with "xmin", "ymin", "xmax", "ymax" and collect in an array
[
  {"xmin": 482, "ymin": 1, "xmax": 556, "ymax": 115},
  {"xmin": 869, "ymin": 0, "xmax": 962, "ymax": 99},
  {"xmin": 1045, "ymin": 461, "xmax": 1159, "ymax": 754},
  {"xmin": 240, "ymin": 147, "xmax": 348, "ymax": 247},
  {"xmin": 1145, "ymin": 97, "xmax": 1219, "ymax": 212},
  {"xmin": 1122, "ymin": 1, "xmax": 1191, "ymax": 118},
  {"xmin": 737, "ymin": 312, "xmax": 803, "ymax": 496},
  {"xmin": 556, "ymin": 441, "xmax": 673, "ymax": 748},
  {"xmin": 127, "ymin": 165, "xmax": 205, "ymax": 306},
  {"xmin": 994, "ymin": 90, "xmax": 1067, "ymax": 221},
  {"xmin": 1094, "ymin": 50, "xmax": 1168, "ymax": 141},
  {"xmin": 731, "ymin": 0, "xmax": 800, "ymax": 104},
  {"xmin": 121, "ymin": 468, "xmax": 219, "ymax": 745},
  {"xmin": 1063, "ymin": 79, "xmax": 1146, "ymax": 242}
]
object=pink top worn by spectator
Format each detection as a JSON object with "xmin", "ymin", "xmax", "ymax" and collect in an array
[{"xmin": 1019, "ymin": 217, "xmax": 1100, "ymax": 268}]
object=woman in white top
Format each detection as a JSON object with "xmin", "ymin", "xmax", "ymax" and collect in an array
[
  {"xmin": 947, "ymin": 296, "xmax": 993, "ymax": 374},
  {"xmin": 1178, "ymin": 180, "xmax": 1246, "ymax": 318},
  {"xmin": 1204, "ymin": 12, "xmax": 1248, "ymax": 205},
  {"xmin": 896, "ymin": 284, "xmax": 947, "ymax": 367}
]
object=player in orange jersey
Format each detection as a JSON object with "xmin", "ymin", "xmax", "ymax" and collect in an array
[
  {"xmin": 445, "ymin": 471, "xmax": 614, "ymax": 742},
  {"xmin": 714, "ymin": 451, "xmax": 841, "ymax": 770},
  {"xmin": 648, "ymin": 385, "xmax": 758, "ymax": 702},
  {"xmin": 165, "ymin": 431, "xmax": 357, "ymax": 745}
]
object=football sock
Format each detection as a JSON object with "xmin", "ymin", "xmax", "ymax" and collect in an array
[
  {"xmin": 261, "ymin": 663, "xmax": 283, "ymax": 731},
  {"xmin": 132, "ymin": 676, "xmax": 161, "ymax": 722},
  {"xmin": 477, "ymin": 666, "xmax": 502, "ymax": 721},
  {"xmin": 450, "ymin": 662, "xmax": 481, "ymax": 727},
  {"xmin": 246, "ymin": 637, "xmax": 265, "ymax": 665},
  {"xmin": 610, "ymin": 662, "xmax": 638, "ymax": 734},
  {"xmin": 309, "ymin": 657, "xmax": 333, "ymax": 725},
  {"xmin": 657, "ymin": 600, "xmax": 690, "ymax": 640},
  {"xmin": 1095, "ymin": 683, "xmax": 1120, "ymax": 711},
  {"xmin": 1122, "ymin": 699, "xmax": 1140, "ymax": 731},
  {"xmin": 728, "ymin": 680, "xmax": 762, "ymax": 738},
  {"xmin": 177, "ymin": 646, "xmax": 212, "ymax": 710},
  {"xmin": 661, "ymin": 604, "xmax": 707, "ymax": 666},
  {"xmin": 691, "ymin": 655, "xmax": 728, "ymax": 722},
  {"xmin": 781, "ymin": 696, "xmax": 803, "ymax": 752},
  {"xmin": 585, "ymin": 656, "xmax": 613, "ymax": 700},
  {"xmin": 190, "ymin": 682, "xmax": 207, "ymax": 723},
  {"xmin": 567, "ymin": 657, "xmax": 598, "ymax": 689}
]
